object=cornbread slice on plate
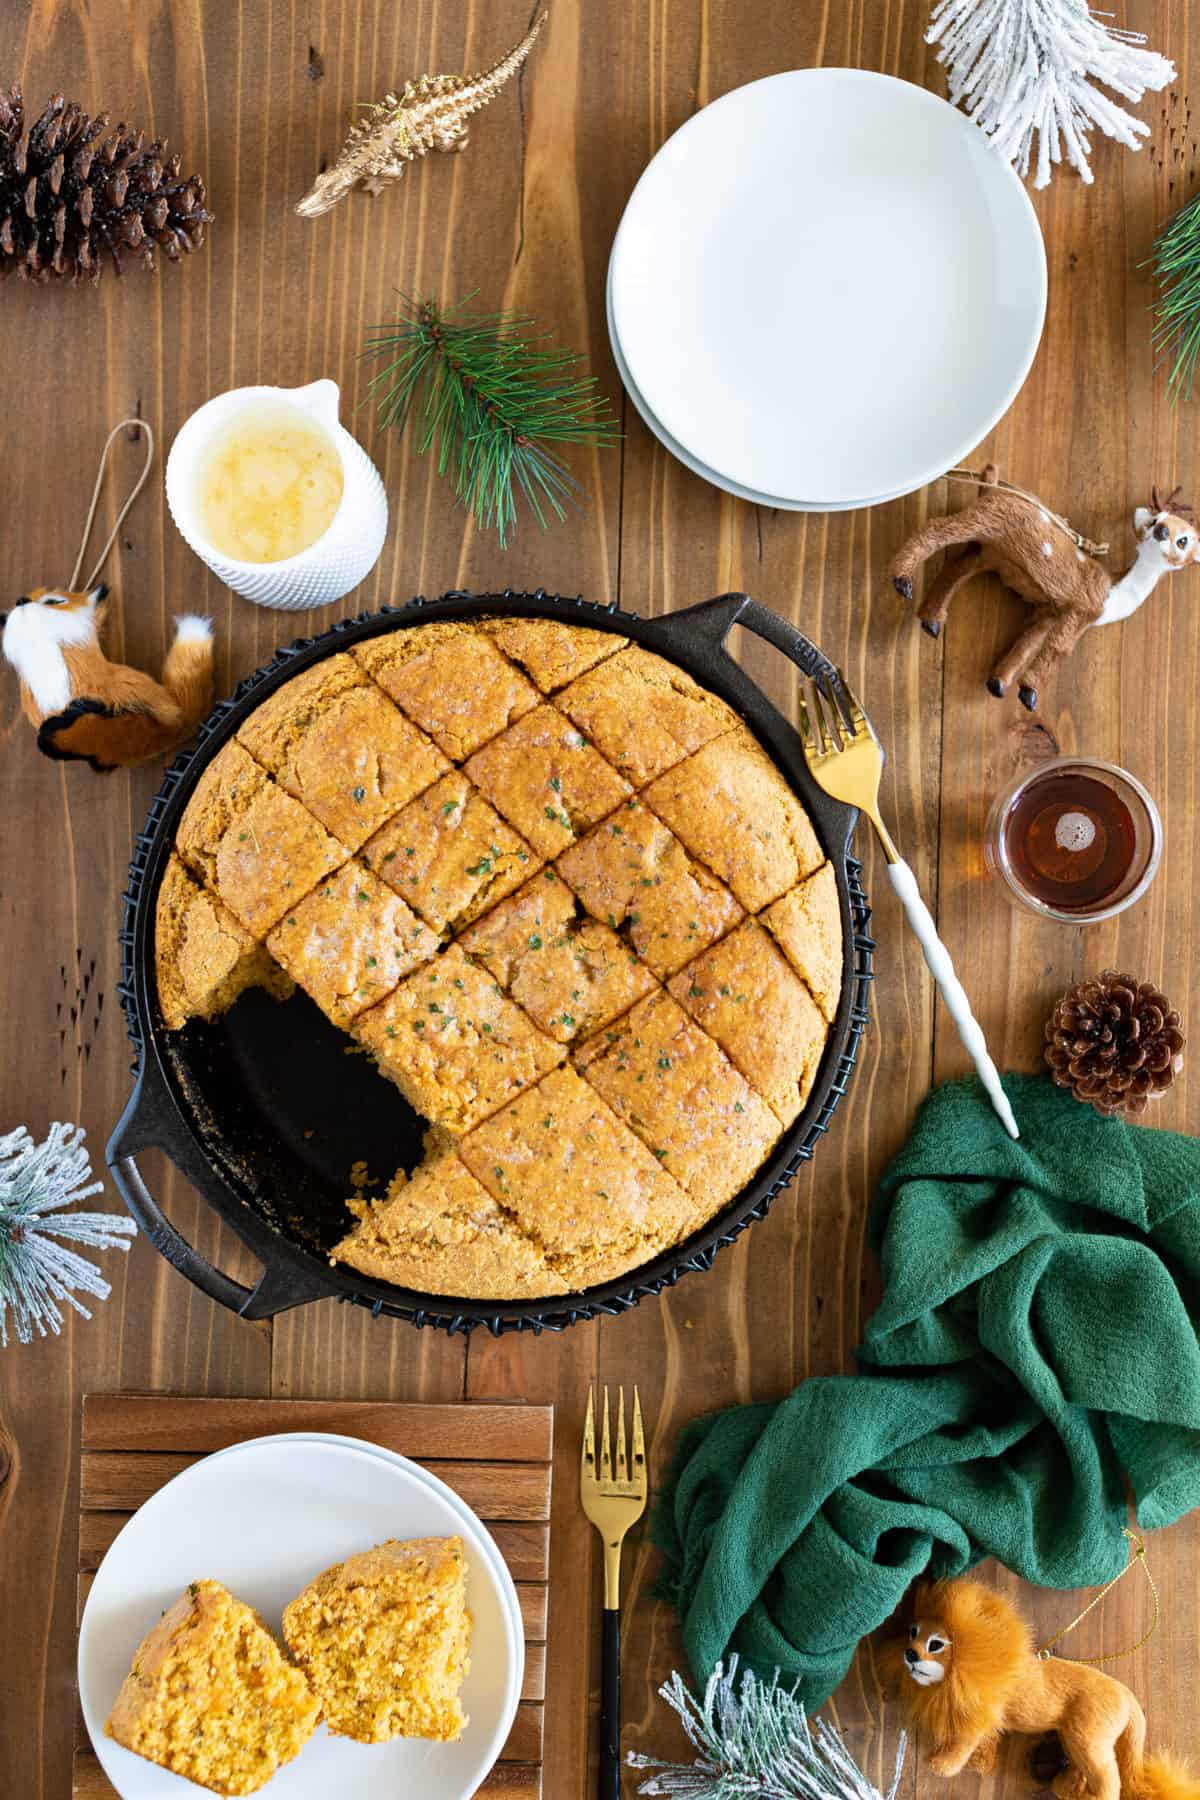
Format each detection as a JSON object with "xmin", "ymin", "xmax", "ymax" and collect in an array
[
  {"xmin": 557, "ymin": 645, "xmax": 738, "ymax": 787},
  {"xmin": 361, "ymin": 770, "xmax": 539, "ymax": 933},
  {"xmin": 481, "ymin": 616, "xmax": 627, "ymax": 691},
  {"xmin": 574, "ymin": 989, "xmax": 781, "ymax": 1208},
  {"xmin": 354, "ymin": 620, "xmax": 539, "ymax": 759},
  {"xmin": 237, "ymin": 652, "xmax": 449, "ymax": 851},
  {"xmin": 176, "ymin": 740, "xmax": 348, "ymax": 938},
  {"xmin": 353, "ymin": 945, "xmax": 565, "ymax": 1134},
  {"xmin": 333, "ymin": 1153, "xmax": 569, "ymax": 1297},
  {"xmin": 458, "ymin": 869, "xmax": 656, "ymax": 1043},
  {"xmin": 668, "ymin": 919, "xmax": 827, "ymax": 1126},
  {"xmin": 761, "ymin": 861, "xmax": 843, "ymax": 1024},
  {"xmin": 283, "ymin": 1537, "xmax": 471, "ymax": 1744},
  {"xmin": 461, "ymin": 1065, "xmax": 699, "ymax": 1288},
  {"xmin": 556, "ymin": 798, "xmax": 743, "ymax": 978},
  {"xmin": 105, "ymin": 1578, "xmax": 319, "ymax": 1796},
  {"xmin": 266, "ymin": 861, "xmax": 439, "ymax": 1029},
  {"xmin": 465, "ymin": 704, "xmax": 632, "ymax": 859},
  {"xmin": 642, "ymin": 728, "xmax": 824, "ymax": 911},
  {"xmin": 155, "ymin": 855, "xmax": 294, "ymax": 1031}
]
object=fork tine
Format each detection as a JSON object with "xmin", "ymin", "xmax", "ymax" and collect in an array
[
  {"xmin": 834, "ymin": 666, "xmax": 870, "ymax": 737},
  {"xmin": 600, "ymin": 1385, "xmax": 613, "ymax": 1484},
  {"xmin": 808, "ymin": 679, "xmax": 840, "ymax": 755},
  {"xmin": 797, "ymin": 687, "xmax": 817, "ymax": 756},
  {"xmin": 632, "ymin": 1387, "xmax": 646, "ymax": 1483},
  {"xmin": 582, "ymin": 1386, "xmax": 596, "ymax": 1479},
  {"xmin": 615, "ymin": 1388, "xmax": 629, "ymax": 1484}
]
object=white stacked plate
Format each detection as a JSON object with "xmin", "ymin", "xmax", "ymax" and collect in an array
[
  {"xmin": 78, "ymin": 1434, "xmax": 524, "ymax": 1800},
  {"xmin": 607, "ymin": 67, "xmax": 1047, "ymax": 512}
]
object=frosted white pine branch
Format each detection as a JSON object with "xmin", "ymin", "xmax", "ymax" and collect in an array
[
  {"xmin": 0, "ymin": 1122, "xmax": 135, "ymax": 1346},
  {"xmin": 927, "ymin": 0, "xmax": 1175, "ymax": 186}
]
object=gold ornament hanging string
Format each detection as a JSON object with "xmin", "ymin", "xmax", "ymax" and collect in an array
[
  {"xmin": 1036, "ymin": 1529, "xmax": 1160, "ymax": 1666},
  {"xmin": 941, "ymin": 467, "xmax": 1110, "ymax": 559},
  {"xmin": 67, "ymin": 418, "xmax": 155, "ymax": 593}
]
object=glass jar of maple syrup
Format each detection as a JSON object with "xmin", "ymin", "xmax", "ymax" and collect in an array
[{"xmin": 984, "ymin": 757, "xmax": 1162, "ymax": 923}]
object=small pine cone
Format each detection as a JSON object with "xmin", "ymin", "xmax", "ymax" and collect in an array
[
  {"xmin": 0, "ymin": 85, "xmax": 212, "ymax": 285},
  {"xmin": 1044, "ymin": 971, "xmax": 1185, "ymax": 1117}
]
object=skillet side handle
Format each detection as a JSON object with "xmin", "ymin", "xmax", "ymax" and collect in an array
[
  {"xmin": 651, "ymin": 592, "xmax": 841, "ymax": 682},
  {"xmin": 106, "ymin": 1063, "xmax": 339, "ymax": 1321}
]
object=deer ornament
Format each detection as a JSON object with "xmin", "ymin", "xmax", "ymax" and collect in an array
[{"xmin": 890, "ymin": 466, "xmax": 1200, "ymax": 711}]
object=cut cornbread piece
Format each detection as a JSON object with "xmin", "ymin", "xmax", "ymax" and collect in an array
[
  {"xmin": 458, "ymin": 868, "xmax": 656, "ymax": 1043},
  {"xmin": 354, "ymin": 620, "xmax": 539, "ymax": 758},
  {"xmin": 105, "ymin": 1579, "xmax": 319, "ymax": 1795},
  {"xmin": 642, "ymin": 729, "xmax": 824, "ymax": 912},
  {"xmin": 482, "ymin": 615, "xmax": 627, "ymax": 691},
  {"xmin": 176, "ymin": 740, "xmax": 347, "ymax": 938},
  {"xmin": 465, "ymin": 704, "xmax": 632, "ymax": 859},
  {"xmin": 361, "ymin": 769, "xmax": 539, "ymax": 932},
  {"xmin": 461, "ymin": 1065, "xmax": 698, "ymax": 1288},
  {"xmin": 761, "ymin": 861, "xmax": 843, "ymax": 1024},
  {"xmin": 332, "ymin": 1153, "xmax": 568, "ymax": 1297},
  {"xmin": 556, "ymin": 798, "xmax": 743, "ymax": 978},
  {"xmin": 574, "ymin": 989, "xmax": 781, "ymax": 1208},
  {"xmin": 353, "ymin": 945, "xmax": 565, "ymax": 1134},
  {"xmin": 266, "ymin": 861, "xmax": 439, "ymax": 1028},
  {"xmin": 237, "ymin": 652, "xmax": 448, "ymax": 851},
  {"xmin": 282, "ymin": 1537, "xmax": 471, "ymax": 1744},
  {"xmin": 668, "ymin": 920, "xmax": 827, "ymax": 1126},
  {"xmin": 558, "ymin": 645, "xmax": 739, "ymax": 787},
  {"xmin": 156, "ymin": 855, "xmax": 294, "ymax": 1031}
]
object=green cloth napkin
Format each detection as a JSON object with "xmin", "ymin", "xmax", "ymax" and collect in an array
[{"xmin": 653, "ymin": 1074, "xmax": 1200, "ymax": 1709}]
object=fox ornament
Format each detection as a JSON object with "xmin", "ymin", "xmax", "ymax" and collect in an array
[{"xmin": 882, "ymin": 1576, "xmax": 1198, "ymax": 1800}]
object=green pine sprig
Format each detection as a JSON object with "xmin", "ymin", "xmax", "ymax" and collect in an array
[
  {"xmin": 1151, "ymin": 191, "xmax": 1200, "ymax": 403},
  {"xmin": 626, "ymin": 1659, "xmax": 907, "ymax": 1800},
  {"xmin": 363, "ymin": 292, "xmax": 619, "ymax": 546}
]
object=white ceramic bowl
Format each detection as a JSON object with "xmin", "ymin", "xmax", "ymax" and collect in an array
[
  {"xmin": 609, "ymin": 68, "xmax": 1047, "ymax": 511},
  {"xmin": 166, "ymin": 380, "xmax": 388, "ymax": 611},
  {"xmin": 78, "ymin": 1435, "xmax": 523, "ymax": 1800}
]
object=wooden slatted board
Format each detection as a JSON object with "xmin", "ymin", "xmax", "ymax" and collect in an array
[{"xmin": 73, "ymin": 1395, "xmax": 553, "ymax": 1799}]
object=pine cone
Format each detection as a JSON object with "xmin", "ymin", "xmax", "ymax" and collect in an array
[
  {"xmin": 0, "ymin": 85, "xmax": 212, "ymax": 285},
  {"xmin": 1044, "ymin": 971, "xmax": 1184, "ymax": 1116}
]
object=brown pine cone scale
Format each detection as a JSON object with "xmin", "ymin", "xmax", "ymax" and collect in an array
[
  {"xmin": 1044, "ymin": 970, "xmax": 1184, "ymax": 1117},
  {"xmin": 0, "ymin": 86, "xmax": 212, "ymax": 284}
]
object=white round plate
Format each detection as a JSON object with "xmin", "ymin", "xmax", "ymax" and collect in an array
[
  {"xmin": 78, "ymin": 1436, "xmax": 522, "ymax": 1800},
  {"xmin": 609, "ymin": 68, "xmax": 1046, "ymax": 510}
]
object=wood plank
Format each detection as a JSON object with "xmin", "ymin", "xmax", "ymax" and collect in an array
[
  {"xmin": 72, "ymin": 1749, "xmax": 541, "ymax": 1799},
  {"xmin": 81, "ymin": 1394, "xmax": 554, "ymax": 1462},
  {"xmin": 80, "ymin": 1451, "xmax": 552, "ymax": 1519}
]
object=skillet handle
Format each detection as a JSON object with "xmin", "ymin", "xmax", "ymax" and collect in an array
[
  {"xmin": 652, "ymin": 591, "xmax": 841, "ymax": 682},
  {"xmin": 106, "ymin": 1059, "xmax": 339, "ymax": 1321}
]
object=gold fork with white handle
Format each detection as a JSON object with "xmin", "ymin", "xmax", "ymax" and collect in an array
[{"xmin": 799, "ymin": 671, "xmax": 1019, "ymax": 1140}]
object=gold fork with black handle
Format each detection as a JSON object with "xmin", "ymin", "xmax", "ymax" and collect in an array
[{"xmin": 580, "ymin": 1386, "xmax": 648, "ymax": 1798}]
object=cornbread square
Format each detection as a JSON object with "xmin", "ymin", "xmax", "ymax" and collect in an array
[
  {"xmin": 761, "ymin": 861, "xmax": 843, "ymax": 1024},
  {"xmin": 461, "ymin": 1065, "xmax": 698, "ymax": 1288},
  {"xmin": 458, "ymin": 869, "xmax": 656, "ymax": 1043},
  {"xmin": 575, "ymin": 989, "xmax": 781, "ymax": 1207},
  {"xmin": 465, "ymin": 704, "xmax": 632, "ymax": 858},
  {"xmin": 642, "ymin": 729, "xmax": 824, "ymax": 911},
  {"xmin": 361, "ymin": 770, "xmax": 539, "ymax": 932},
  {"xmin": 354, "ymin": 620, "xmax": 539, "ymax": 758},
  {"xmin": 105, "ymin": 1579, "xmax": 319, "ymax": 1795},
  {"xmin": 558, "ymin": 645, "xmax": 738, "ymax": 787},
  {"xmin": 483, "ymin": 615, "xmax": 627, "ymax": 690},
  {"xmin": 668, "ymin": 920, "xmax": 827, "ymax": 1126},
  {"xmin": 156, "ymin": 855, "xmax": 294, "ymax": 1031},
  {"xmin": 353, "ymin": 945, "xmax": 565, "ymax": 1133},
  {"xmin": 176, "ymin": 740, "xmax": 347, "ymax": 937},
  {"xmin": 333, "ymin": 1154, "xmax": 568, "ymax": 1298},
  {"xmin": 266, "ymin": 862, "xmax": 438, "ymax": 1028},
  {"xmin": 556, "ymin": 798, "xmax": 743, "ymax": 978},
  {"xmin": 283, "ymin": 1537, "xmax": 471, "ymax": 1744},
  {"xmin": 237, "ymin": 653, "xmax": 448, "ymax": 851}
]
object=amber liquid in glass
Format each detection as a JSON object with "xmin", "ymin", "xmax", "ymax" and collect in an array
[{"xmin": 1002, "ymin": 771, "xmax": 1138, "ymax": 910}]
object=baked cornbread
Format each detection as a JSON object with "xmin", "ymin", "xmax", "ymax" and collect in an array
[
  {"xmin": 282, "ymin": 1537, "xmax": 471, "ymax": 1744},
  {"xmin": 237, "ymin": 652, "xmax": 448, "ymax": 851},
  {"xmin": 105, "ymin": 1579, "xmax": 319, "ymax": 1795},
  {"xmin": 156, "ymin": 856, "xmax": 294, "ymax": 1031},
  {"xmin": 162, "ymin": 616, "xmax": 844, "ymax": 1298}
]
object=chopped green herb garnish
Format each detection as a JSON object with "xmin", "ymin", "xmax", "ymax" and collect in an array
[
  {"xmin": 352, "ymin": 784, "xmax": 366, "ymax": 802},
  {"xmin": 528, "ymin": 934, "xmax": 543, "ymax": 950}
]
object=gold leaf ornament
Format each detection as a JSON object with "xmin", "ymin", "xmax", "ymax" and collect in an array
[{"xmin": 297, "ymin": 12, "xmax": 548, "ymax": 218}]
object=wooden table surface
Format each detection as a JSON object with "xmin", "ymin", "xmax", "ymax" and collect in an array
[{"xmin": 2, "ymin": 2, "xmax": 1198, "ymax": 1795}]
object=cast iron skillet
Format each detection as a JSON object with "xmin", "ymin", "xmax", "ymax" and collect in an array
[{"xmin": 107, "ymin": 590, "xmax": 874, "ymax": 1334}]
